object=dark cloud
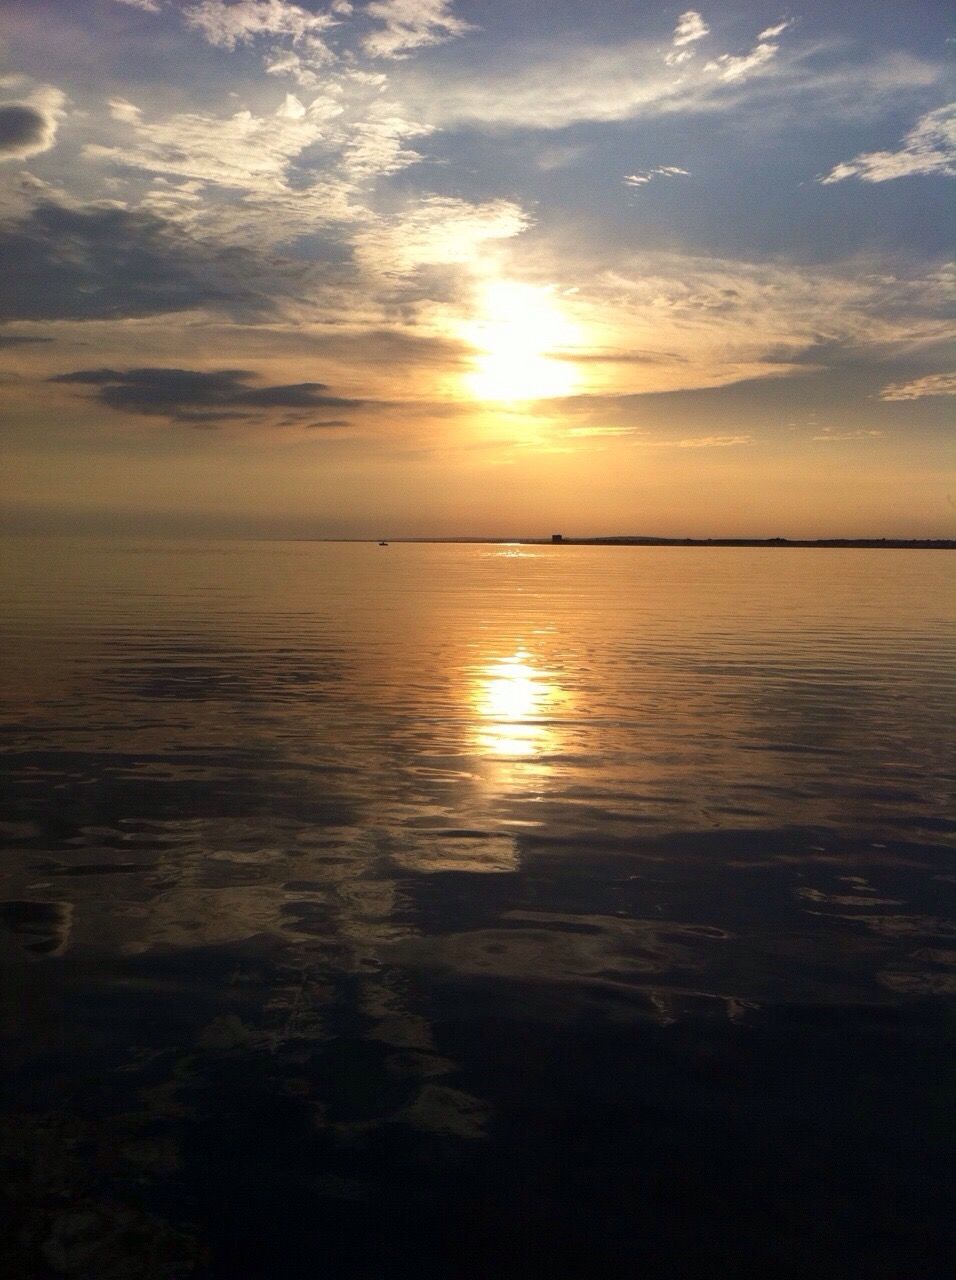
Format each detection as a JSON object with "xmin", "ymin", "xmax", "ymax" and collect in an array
[
  {"xmin": 0, "ymin": 105, "xmax": 47, "ymax": 151},
  {"xmin": 558, "ymin": 350, "xmax": 687, "ymax": 365},
  {"xmin": 51, "ymin": 367, "xmax": 363, "ymax": 425},
  {"xmin": 0, "ymin": 200, "xmax": 280, "ymax": 322},
  {"xmin": 0, "ymin": 102, "xmax": 57, "ymax": 161},
  {"xmin": 0, "ymin": 332, "xmax": 52, "ymax": 348}
]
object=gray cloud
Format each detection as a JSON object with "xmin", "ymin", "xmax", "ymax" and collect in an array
[
  {"xmin": 0, "ymin": 332, "xmax": 52, "ymax": 348},
  {"xmin": 51, "ymin": 366, "xmax": 363, "ymax": 425},
  {"xmin": 0, "ymin": 85, "xmax": 64, "ymax": 162},
  {"xmin": 303, "ymin": 327, "xmax": 469, "ymax": 367},
  {"xmin": 0, "ymin": 199, "xmax": 281, "ymax": 322},
  {"xmin": 0, "ymin": 105, "xmax": 48, "ymax": 154}
]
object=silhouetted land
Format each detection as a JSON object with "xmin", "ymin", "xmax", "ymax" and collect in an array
[
  {"xmin": 533, "ymin": 537, "xmax": 955, "ymax": 548},
  {"xmin": 365, "ymin": 537, "xmax": 956, "ymax": 549}
]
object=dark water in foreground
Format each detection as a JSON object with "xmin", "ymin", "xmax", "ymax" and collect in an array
[{"xmin": 1, "ymin": 539, "xmax": 953, "ymax": 1278}]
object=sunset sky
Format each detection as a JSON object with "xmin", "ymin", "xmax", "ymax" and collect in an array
[{"xmin": 0, "ymin": 0, "xmax": 953, "ymax": 538}]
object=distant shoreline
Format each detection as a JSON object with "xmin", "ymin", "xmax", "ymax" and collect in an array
[{"xmin": 357, "ymin": 537, "xmax": 956, "ymax": 549}]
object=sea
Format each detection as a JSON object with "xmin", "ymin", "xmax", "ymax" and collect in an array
[{"xmin": 1, "ymin": 538, "xmax": 953, "ymax": 1278}]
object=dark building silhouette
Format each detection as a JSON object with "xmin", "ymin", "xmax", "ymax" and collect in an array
[{"xmin": 551, "ymin": 533, "xmax": 564, "ymax": 543}]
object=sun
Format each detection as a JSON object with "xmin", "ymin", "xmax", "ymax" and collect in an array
[{"xmin": 462, "ymin": 280, "xmax": 581, "ymax": 403}]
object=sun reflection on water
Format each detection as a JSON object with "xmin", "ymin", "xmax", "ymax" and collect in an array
[{"xmin": 472, "ymin": 648, "xmax": 567, "ymax": 761}]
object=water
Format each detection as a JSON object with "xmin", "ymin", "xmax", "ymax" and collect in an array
[{"xmin": 1, "ymin": 539, "xmax": 953, "ymax": 1278}]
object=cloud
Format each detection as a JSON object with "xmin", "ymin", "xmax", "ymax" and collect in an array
[
  {"xmin": 263, "ymin": 48, "xmax": 338, "ymax": 87},
  {"xmin": 645, "ymin": 434, "xmax": 753, "ymax": 448},
  {"xmin": 364, "ymin": 0, "xmax": 474, "ymax": 60},
  {"xmin": 354, "ymin": 195, "xmax": 530, "ymax": 275},
  {"xmin": 108, "ymin": 98, "xmax": 143, "ymax": 125},
  {"xmin": 84, "ymin": 92, "xmax": 373, "ymax": 243},
  {"xmin": 812, "ymin": 429, "xmax": 883, "ymax": 441},
  {"xmin": 535, "ymin": 143, "xmax": 585, "ymax": 171},
  {"xmin": 183, "ymin": 0, "xmax": 335, "ymax": 54},
  {"xmin": 341, "ymin": 108, "xmax": 433, "ymax": 179},
  {"xmin": 0, "ymin": 107, "xmax": 50, "ymax": 158},
  {"xmin": 398, "ymin": 43, "xmax": 709, "ymax": 128},
  {"xmin": 0, "ymin": 83, "xmax": 66, "ymax": 162},
  {"xmin": 0, "ymin": 199, "xmax": 275, "ymax": 321},
  {"xmin": 51, "ymin": 367, "xmax": 363, "ymax": 424},
  {"xmin": 85, "ymin": 93, "xmax": 342, "ymax": 193},
  {"xmin": 85, "ymin": 86, "xmax": 437, "ymax": 245},
  {"xmin": 180, "ymin": 0, "xmax": 340, "ymax": 91},
  {"xmin": 879, "ymin": 372, "xmax": 956, "ymax": 400},
  {"xmin": 759, "ymin": 19, "xmax": 793, "ymax": 40},
  {"xmin": 545, "ymin": 251, "xmax": 954, "ymax": 397},
  {"xmin": 289, "ymin": 326, "xmax": 470, "ymax": 369},
  {"xmin": 672, "ymin": 11, "xmax": 709, "ymax": 47},
  {"xmin": 113, "ymin": 0, "xmax": 162, "ymax": 11},
  {"xmin": 624, "ymin": 166, "xmax": 689, "ymax": 187},
  {"xmin": 665, "ymin": 10, "xmax": 709, "ymax": 65},
  {"xmin": 394, "ymin": 20, "xmax": 917, "ymax": 131},
  {"xmin": 820, "ymin": 102, "xmax": 956, "ymax": 184},
  {"xmin": 704, "ymin": 41, "xmax": 780, "ymax": 83},
  {"xmin": 564, "ymin": 425, "xmax": 636, "ymax": 438},
  {"xmin": 559, "ymin": 349, "xmax": 685, "ymax": 366},
  {"xmin": 0, "ymin": 332, "xmax": 52, "ymax": 348}
]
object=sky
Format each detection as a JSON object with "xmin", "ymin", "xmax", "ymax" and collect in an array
[{"xmin": 0, "ymin": 0, "xmax": 953, "ymax": 538}]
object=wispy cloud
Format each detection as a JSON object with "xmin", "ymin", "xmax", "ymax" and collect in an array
[
  {"xmin": 83, "ymin": 85, "xmax": 437, "ymax": 245},
  {"xmin": 86, "ymin": 93, "xmax": 342, "ymax": 191},
  {"xmin": 395, "ymin": 19, "xmax": 923, "ymax": 131},
  {"xmin": 398, "ymin": 44, "xmax": 716, "ymax": 129},
  {"xmin": 545, "ymin": 251, "xmax": 955, "ymax": 396},
  {"xmin": 665, "ymin": 10, "xmax": 709, "ymax": 66},
  {"xmin": 647, "ymin": 434, "xmax": 753, "ymax": 448},
  {"xmin": 759, "ymin": 19, "xmax": 793, "ymax": 41},
  {"xmin": 353, "ymin": 195, "xmax": 529, "ymax": 275},
  {"xmin": 879, "ymin": 372, "xmax": 956, "ymax": 400},
  {"xmin": 812, "ymin": 429, "xmax": 883, "ymax": 441},
  {"xmin": 364, "ymin": 0, "xmax": 474, "ymax": 60},
  {"xmin": 821, "ymin": 102, "xmax": 956, "ymax": 183},
  {"xmin": 624, "ymin": 166, "xmax": 689, "ymax": 188},
  {"xmin": 565, "ymin": 425, "xmax": 636, "ymax": 438},
  {"xmin": 704, "ymin": 41, "xmax": 780, "ymax": 83},
  {"xmin": 341, "ymin": 107, "xmax": 433, "ymax": 178},
  {"xmin": 183, "ymin": 0, "xmax": 336, "ymax": 53},
  {"xmin": 673, "ymin": 11, "xmax": 709, "ymax": 47}
]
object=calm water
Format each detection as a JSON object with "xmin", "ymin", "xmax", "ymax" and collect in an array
[{"xmin": 1, "ymin": 539, "xmax": 953, "ymax": 1278}]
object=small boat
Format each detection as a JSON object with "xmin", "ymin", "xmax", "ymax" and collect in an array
[{"xmin": 378, "ymin": 540, "xmax": 388, "ymax": 546}]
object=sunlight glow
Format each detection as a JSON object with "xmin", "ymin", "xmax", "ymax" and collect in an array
[
  {"xmin": 473, "ymin": 648, "xmax": 565, "ymax": 759},
  {"xmin": 463, "ymin": 281, "xmax": 581, "ymax": 403}
]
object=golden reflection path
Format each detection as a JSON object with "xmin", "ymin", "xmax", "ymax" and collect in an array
[{"xmin": 471, "ymin": 647, "xmax": 571, "ymax": 767}]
